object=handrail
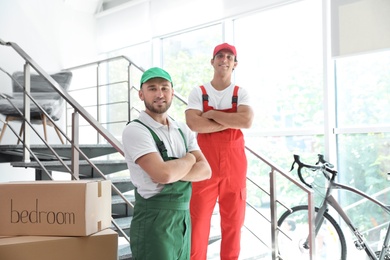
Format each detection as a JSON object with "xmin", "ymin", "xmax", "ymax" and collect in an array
[
  {"xmin": 245, "ymin": 146, "xmax": 316, "ymax": 259},
  {"xmin": 65, "ymin": 55, "xmax": 188, "ymax": 124},
  {"xmin": 0, "ymin": 39, "xmax": 132, "ymax": 243},
  {"xmin": 65, "ymin": 55, "xmax": 144, "ymax": 73},
  {"xmin": 1, "ymin": 40, "xmax": 124, "ymax": 154}
]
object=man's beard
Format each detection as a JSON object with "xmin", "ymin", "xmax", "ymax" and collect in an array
[{"xmin": 144, "ymin": 99, "xmax": 172, "ymax": 114}]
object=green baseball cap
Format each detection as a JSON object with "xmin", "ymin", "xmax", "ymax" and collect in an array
[{"xmin": 140, "ymin": 67, "xmax": 173, "ymax": 88}]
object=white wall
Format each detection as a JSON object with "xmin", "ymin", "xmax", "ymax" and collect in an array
[
  {"xmin": 0, "ymin": 0, "xmax": 98, "ymax": 85},
  {"xmin": 0, "ymin": 0, "xmax": 98, "ymax": 181},
  {"xmin": 331, "ymin": 0, "xmax": 390, "ymax": 57}
]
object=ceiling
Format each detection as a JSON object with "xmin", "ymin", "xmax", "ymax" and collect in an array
[{"xmin": 64, "ymin": 0, "xmax": 136, "ymax": 14}]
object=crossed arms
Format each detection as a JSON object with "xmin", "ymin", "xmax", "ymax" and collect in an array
[
  {"xmin": 136, "ymin": 149, "xmax": 211, "ymax": 184},
  {"xmin": 185, "ymin": 104, "xmax": 254, "ymax": 134}
]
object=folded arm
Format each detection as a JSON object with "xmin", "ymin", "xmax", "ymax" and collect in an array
[
  {"xmin": 185, "ymin": 105, "xmax": 254, "ymax": 133},
  {"xmin": 136, "ymin": 151, "xmax": 196, "ymax": 184},
  {"xmin": 180, "ymin": 150, "xmax": 211, "ymax": 182}
]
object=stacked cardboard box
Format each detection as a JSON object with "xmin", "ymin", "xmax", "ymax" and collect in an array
[{"xmin": 0, "ymin": 180, "xmax": 118, "ymax": 260}]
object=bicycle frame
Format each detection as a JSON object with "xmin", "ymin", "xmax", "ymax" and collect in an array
[{"xmin": 313, "ymin": 177, "xmax": 390, "ymax": 260}]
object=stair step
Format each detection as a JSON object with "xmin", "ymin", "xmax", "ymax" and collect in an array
[
  {"xmin": 112, "ymin": 194, "xmax": 135, "ymax": 217},
  {"xmin": 11, "ymin": 159, "xmax": 128, "ymax": 176},
  {"xmin": 93, "ymin": 175, "xmax": 134, "ymax": 194},
  {"xmin": 108, "ymin": 176, "xmax": 134, "ymax": 193},
  {"xmin": 112, "ymin": 193, "xmax": 135, "ymax": 205},
  {"xmin": 111, "ymin": 216, "xmax": 132, "ymax": 232},
  {"xmin": 0, "ymin": 144, "xmax": 119, "ymax": 162},
  {"xmin": 0, "ymin": 145, "xmax": 68, "ymax": 162},
  {"xmin": 118, "ymin": 242, "xmax": 131, "ymax": 260}
]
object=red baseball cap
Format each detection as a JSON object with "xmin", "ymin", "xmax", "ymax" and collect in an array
[{"xmin": 213, "ymin": 43, "xmax": 237, "ymax": 57}]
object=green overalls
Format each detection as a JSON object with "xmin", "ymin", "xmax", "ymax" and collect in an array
[{"xmin": 130, "ymin": 119, "xmax": 192, "ymax": 260}]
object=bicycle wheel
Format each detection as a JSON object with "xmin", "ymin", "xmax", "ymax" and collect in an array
[{"xmin": 277, "ymin": 205, "xmax": 347, "ymax": 260}]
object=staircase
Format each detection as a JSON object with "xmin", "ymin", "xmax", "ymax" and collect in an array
[{"xmin": 0, "ymin": 144, "xmax": 134, "ymax": 259}]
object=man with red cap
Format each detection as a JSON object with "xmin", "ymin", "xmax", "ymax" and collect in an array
[{"xmin": 186, "ymin": 43, "xmax": 254, "ymax": 259}]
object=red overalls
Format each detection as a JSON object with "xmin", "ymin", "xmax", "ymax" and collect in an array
[{"xmin": 190, "ymin": 85, "xmax": 247, "ymax": 260}]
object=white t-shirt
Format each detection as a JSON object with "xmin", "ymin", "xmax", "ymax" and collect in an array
[
  {"xmin": 186, "ymin": 82, "xmax": 251, "ymax": 111},
  {"xmin": 122, "ymin": 110, "xmax": 200, "ymax": 198}
]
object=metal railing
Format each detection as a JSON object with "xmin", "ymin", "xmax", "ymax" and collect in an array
[
  {"xmin": 245, "ymin": 146, "xmax": 315, "ymax": 259},
  {"xmin": 1, "ymin": 39, "xmax": 315, "ymax": 259},
  {"xmin": 0, "ymin": 39, "xmax": 132, "ymax": 242}
]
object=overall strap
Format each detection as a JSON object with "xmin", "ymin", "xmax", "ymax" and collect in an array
[
  {"xmin": 133, "ymin": 119, "xmax": 169, "ymax": 159},
  {"xmin": 200, "ymin": 85, "xmax": 209, "ymax": 110},
  {"xmin": 131, "ymin": 119, "xmax": 188, "ymax": 159},
  {"xmin": 177, "ymin": 128, "xmax": 188, "ymax": 153},
  {"xmin": 200, "ymin": 85, "xmax": 240, "ymax": 111},
  {"xmin": 232, "ymin": 85, "xmax": 239, "ymax": 111}
]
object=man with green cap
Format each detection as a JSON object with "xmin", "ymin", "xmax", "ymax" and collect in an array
[{"xmin": 122, "ymin": 67, "xmax": 211, "ymax": 260}]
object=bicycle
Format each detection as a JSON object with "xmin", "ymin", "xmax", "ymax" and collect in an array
[{"xmin": 276, "ymin": 154, "xmax": 390, "ymax": 260}]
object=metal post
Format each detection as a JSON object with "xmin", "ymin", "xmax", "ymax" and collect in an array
[
  {"xmin": 23, "ymin": 63, "xmax": 31, "ymax": 162},
  {"xmin": 270, "ymin": 168, "xmax": 316, "ymax": 260},
  {"xmin": 270, "ymin": 169, "xmax": 278, "ymax": 260},
  {"xmin": 96, "ymin": 64, "xmax": 100, "ymax": 144},
  {"xmin": 71, "ymin": 111, "xmax": 80, "ymax": 180},
  {"xmin": 128, "ymin": 63, "xmax": 132, "ymax": 122}
]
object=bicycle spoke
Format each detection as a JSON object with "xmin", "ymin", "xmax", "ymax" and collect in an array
[{"xmin": 277, "ymin": 205, "xmax": 346, "ymax": 260}]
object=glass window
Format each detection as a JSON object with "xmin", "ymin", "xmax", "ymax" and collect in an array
[
  {"xmin": 337, "ymin": 133, "xmax": 390, "ymax": 191},
  {"xmin": 335, "ymin": 49, "xmax": 390, "ymax": 193},
  {"xmin": 337, "ymin": 132, "xmax": 390, "ymax": 244},
  {"xmin": 67, "ymin": 43, "xmax": 148, "ymax": 143},
  {"xmin": 105, "ymin": 42, "xmax": 150, "ymax": 123},
  {"xmin": 335, "ymin": 50, "xmax": 390, "ymax": 241},
  {"xmin": 108, "ymin": 42, "xmax": 152, "ymax": 71},
  {"xmin": 161, "ymin": 24, "xmax": 223, "ymax": 121},
  {"xmin": 233, "ymin": 0, "xmax": 323, "ymax": 159},
  {"xmin": 335, "ymin": 50, "xmax": 390, "ymax": 190}
]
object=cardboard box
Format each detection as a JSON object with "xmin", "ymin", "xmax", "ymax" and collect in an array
[
  {"xmin": 0, "ymin": 180, "xmax": 111, "ymax": 236},
  {"xmin": 0, "ymin": 228, "xmax": 118, "ymax": 260}
]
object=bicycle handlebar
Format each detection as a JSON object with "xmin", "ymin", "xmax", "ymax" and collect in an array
[{"xmin": 290, "ymin": 154, "xmax": 338, "ymax": 189}]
